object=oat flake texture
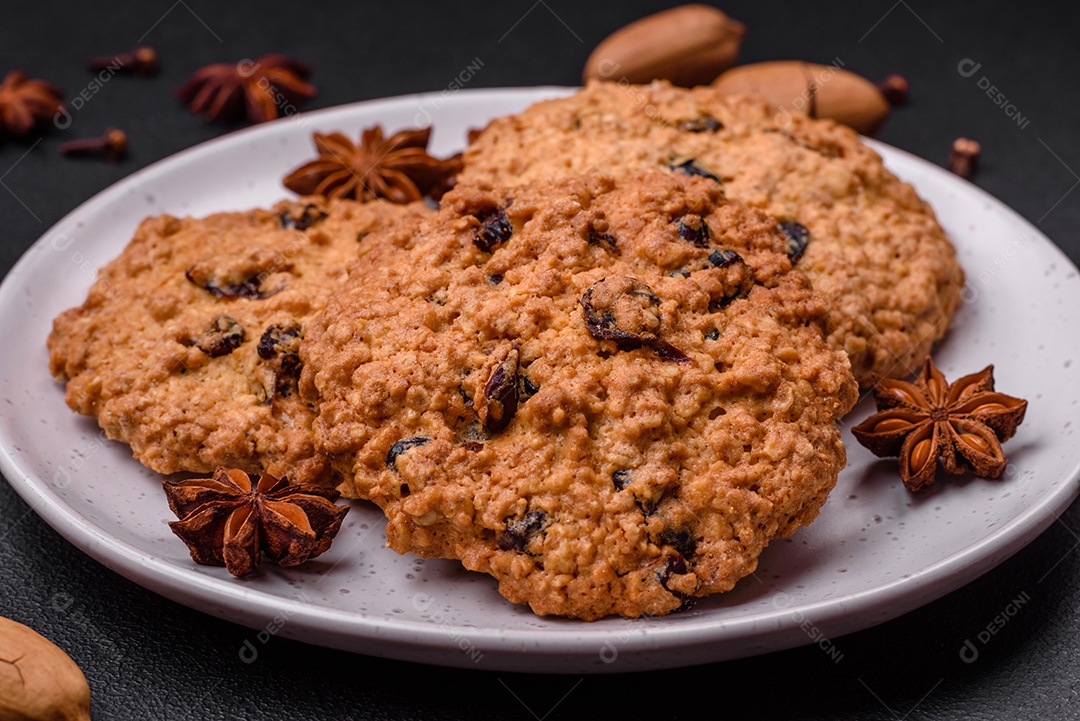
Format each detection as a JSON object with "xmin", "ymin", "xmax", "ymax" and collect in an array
[
  {"xmin": 48, "ymin": 196, "xmax": 431, "ymax": 483},
  {"xmin": 460, "ymin": 81, "xmax": 965, "ymax": 388},
  {"xmin": 301, "ymin": 172, "xmax": 858, "ymax": 619}
]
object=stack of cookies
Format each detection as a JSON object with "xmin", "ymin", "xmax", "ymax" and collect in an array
[{"xmin": 48, "ymin": 81, "xmax": 963, "ymax": 620}]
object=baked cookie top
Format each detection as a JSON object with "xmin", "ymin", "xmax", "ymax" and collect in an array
[
  {"xmin": 48, "ymin": 196, "xmax": 430, "ymax": 483},
  {"xmin": 301, "ymin": 172, "xmax": 858, "ymax": 619},
  {"xmin": 460, "ymin": 80, "xmax": 965, "ymax": 388}
]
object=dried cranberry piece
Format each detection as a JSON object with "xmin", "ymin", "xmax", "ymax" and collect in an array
[
  {"xmin": 256, "ymin": 321, "xmax": 304, "ymax": 399},
  {"xmin": 656, "ymin": 551, "xmax": 693, "ymax": 591},
  {"xmin": 778, "ymin": 221, "xmax": 811, "ymax": 263},
  {"xmin": 480, "ymin": 349, "xmax": 519, "ymax": 433},
  {"xmin": 676, "ymin": 215, "xmax": 711, "ymax": 248},
  {"xmin": 274, "ymin": 352, "xmax": 302, "ymax": 397},
  {"xmin": 474, "ymin": 209, "xmax": 512, "ymax": 252},
  {"xmin": 708, "ymin": 249, "xmax": 742, "ymax": 267},
  {"xmin": 711, "ymin": 293, "xmax": 745, "ymax": 312},
  {"xmin": 664, "ymin": 553, "xmax": 688, "ymax": 576},
  {"xmin": 386, "ymin": 437, "xmax": 430, "ymax": 470},
  {"xmin": 668, "ymin": 158, "xmax": 721, "ymax": 183},
  {"xmin": 657, "ymin": 553, "xmax": 697, "ymax": 610},
  {"xmin": 279, "ymin": 203, "xmax": 325, "ymax": 230},
  {"xmin": 588, "ymin": 227, "xmax": 619, "ymax": 254},
  {"xmin": 582, "ymin": 277, "xmax": 691, "ymax": 362},
  {"xmin": 703, "ymin": 250, "xmax": 753, "ymax": 311},
  {"xmin": 581, "ymin": 276, "xmax": 661, "ymax": 347},
  {"xmin": 659, "ymin": 527, "xmax": 698, "ymax": 557},
  {"xmin": 653, "ymin": 340, "xmax": 692, "ymax": 364},
  {"xmin": 225, "ymin": 279, "xmax": 264, "ymax": 299},
  {"xmin": 677, "ymin": 116, "xmax": 723, "ymax": 133},
  {"xmin": 519, "ymin": 374, "xmax": 540, "ymax": 401},
  {"xmin": 194, "ymin": 316, "xmax": 244, "ymax": 357},
  {"xmin": 497, "ymin": 511, "xmax": 548, "ymax": 552},
  {"xmin": 184, "ymin": 268, "xmax": 282, "ymax": 300},
  {"xmin": 257, "ymin": 321, "xmax": 302, "ymax": 360}
]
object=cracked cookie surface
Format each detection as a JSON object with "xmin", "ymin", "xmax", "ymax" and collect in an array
[
  {"xmin": 48, "ymin": 196, "xmax": 430, "ymax": 483},
  {"xmin": 460, "ymin": 81, "xmax": 965, "ymax": 388},
  {"xmin": 301, "ymin": 172, "xmax": 858, "ymax": 618}
]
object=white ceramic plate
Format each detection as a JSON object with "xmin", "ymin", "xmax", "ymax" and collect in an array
[{"xmin": 2, "ymin": 88, "xmax": 1078, "ymax": 674}]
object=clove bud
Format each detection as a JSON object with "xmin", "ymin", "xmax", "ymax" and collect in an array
[
  {"xmin": 59, "ymin": 128, "xmax": 128, "ymax": 162},
  {"xmin": 87, "ymin": 45, "xmax": 159, "ymax": 77},
  {"xmin": 948, "ymin": 137, "xmax": 981, "ymax": 180},
  {"xmin": 876, "ymin": 74, "xmax": 909, "ymax": 106}
]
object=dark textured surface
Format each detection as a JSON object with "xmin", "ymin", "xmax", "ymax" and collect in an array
[{"xmin": 1, "ymin": 1, "xmax": 1078, "ymax": 718}]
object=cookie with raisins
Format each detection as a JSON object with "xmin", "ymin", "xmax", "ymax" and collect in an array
[
  {"xmin": 48, "ymin": 196, "xmax": 430, "ymax": 483},
  {"xmin": 460, "ymin": 81, "xmax": 965, "ymax": 388},
  {"xmin": 301, "ymin": 172, "xmax": 858, "ymax": 618}
]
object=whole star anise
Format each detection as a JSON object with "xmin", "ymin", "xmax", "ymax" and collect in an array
[
  {"xmin": 282, "ymin": 125, "xmax": 462, "ymax": 203},
  {"xmin": 852, "ymin": 359, "xmax": 1027, "ymax": 492},
  {"xmin": 0, "ymin": 70, "xmax": 64, "ymax": 137},
  {"xmin": 163, "ymin": 467, "xmax": 348, "ymax": 577},
  {"xmin": 175, "ymin": 54, "xmax": 316, "ymax": 124}
]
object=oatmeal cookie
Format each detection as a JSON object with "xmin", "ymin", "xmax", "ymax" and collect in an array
[
  {"xmin": 301, "ymin": 172, "xmax": 858, "ymax": 618},
  {"xmin": 460, "ymin": 81, "xmax": 965, "ymax": 388},
  {"xmin": 48, "ymin": 197, "xmax": 430, "ymax": 483}
]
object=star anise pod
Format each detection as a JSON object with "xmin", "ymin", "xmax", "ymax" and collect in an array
[
  {"xmin": 852, "ymin": 358, "xmax": 1028, "ymax": 492},
  {"xmin": 282, "ymin": 125, "xmax": 462, "ymax": 203},
  {"xmin": 163, "ymin": 467, "xmax": 348, "ymax": 577},
  {"xmin": 175, "ymin": 53, "xmax": 316, "ymax": 124},
  {"xmin": 0, "ymin": 70, "xmax": 64, "ymax": 137}
]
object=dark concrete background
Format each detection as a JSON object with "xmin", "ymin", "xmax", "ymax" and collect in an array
[{"xmin": 2, "ymin": 1, "xmax": 1078, "ymax": 718}]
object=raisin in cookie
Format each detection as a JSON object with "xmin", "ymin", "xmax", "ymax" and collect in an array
[
  {"xmin": 460, "ymin": 81, "xmax": 965, "ymax": 388},
  {"xmin": 301, "ymin": 172, "xmax": 858, "ymax": 619},
  {"xmin": 48, "ymin": 197, "xmax": 430, "ymax": 483}
]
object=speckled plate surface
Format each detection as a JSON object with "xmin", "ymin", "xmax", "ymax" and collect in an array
[{"xmin": 1, "ymin": 88, "xmax": 1079, "ymax": 674}]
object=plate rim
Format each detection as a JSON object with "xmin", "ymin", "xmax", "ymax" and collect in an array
[{"xmin": 3, "ymin": 86, "xmax": 1079, "ymax": 670}]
